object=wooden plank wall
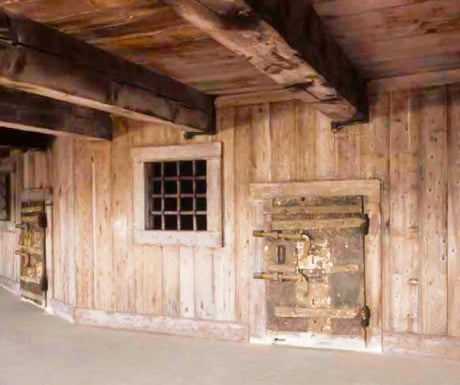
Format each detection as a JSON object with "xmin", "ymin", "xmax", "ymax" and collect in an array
[
  {"xmin": 45, "ymin": 83, "xmax": 459, "ymax": 358},
  {"xmin": 0, "ymin": 150, "xmax": 51, "ymax": 290},
  {"xmin": 63, "ymin": 125, "xmax": 237, "ymax": 323}
]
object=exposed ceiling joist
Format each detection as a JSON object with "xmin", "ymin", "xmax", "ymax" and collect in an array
[
  {"xmin": 0, "ymin": 87, "xmax": 112, "ymax": 140},
  {"xmin": 166, "ymin": 0, "xmax": 368, "ymax": 123},
  {"xmin": 0, "ymin": 128, "xmax": 52, "ymax": 150},
  {"xmin": 0, "ymin": 9, "xmax": 215, "ymax": 133}
]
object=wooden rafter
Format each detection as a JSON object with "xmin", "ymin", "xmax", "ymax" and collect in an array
[
  {"xmin": 0, "ymin": 9, "xmax": 215, "ymax": 133},
  {"xmin": 0, "ymin": 128, "xmax": 53, "ymax": 150},
  {"xmin": 165, "ymin": 0, "xmax": 368, "ymax": 123},
  {"xmin": 0, "ymin": 87, "xmax": 112, "ymax": 140}
]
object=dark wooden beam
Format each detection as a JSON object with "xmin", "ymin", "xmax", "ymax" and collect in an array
[
  {"xmin": 0, "ymin": 87, "xmax": 112, "ymax": 140},
  {"xmin": 0, "ymin": 9, "xmax": 215, "ymax": 132},
  {"xmin": 166, "ymin": 0, "xmax": 368, "ymax": 123},
  {"xmin": 0, "ymin": 128, "xmax": 53, "ymax": 150}
]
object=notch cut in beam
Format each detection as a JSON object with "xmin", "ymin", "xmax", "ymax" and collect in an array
[
  {"xmin": 0, "ymin": 128, "xmax": 53, "ymax": 150},
  {"xmin": 166, "ymin": 0, "xmax": 368, "ymax": 122},
  {"xmin": 0, "ymin": 9, "xmax": 215, "ymax": 132},
  {"xmin": 0, "ymin": 87, "xmax": 112, "ymax": 140}
]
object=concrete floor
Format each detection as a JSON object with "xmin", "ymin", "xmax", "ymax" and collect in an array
[{"xmin": 0, "ymin": 289, "xmax": 459, "ymax": 385}]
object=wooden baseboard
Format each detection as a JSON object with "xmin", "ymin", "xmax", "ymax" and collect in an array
[
  {"xmin": 383, "ymin": 332, "xmax": 460, "ymax": 360},
  {"xmin": 48, "ymin": 298, "xmax": 75, "ymax": 323},
  {"xmin": 0, "ymin": 275, "xmax": 19, "ymax": 295},
  {"xmin": 74, "ymin": 308, "xmax": 249, "ymax": 342}
]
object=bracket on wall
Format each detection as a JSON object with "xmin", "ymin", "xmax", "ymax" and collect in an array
[
  {"xmin": 331, "ymin": 112, "xmax": 369, "ymax": 133},
  {"xmin": 183, "ymin": 130, "xmax": 216, "ymax": 140}
]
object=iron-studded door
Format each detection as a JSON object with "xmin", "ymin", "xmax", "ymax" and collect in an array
[
  {"xmin": 254, "ymin": 195, "xmax": 370, "ymax": 343},
  {"xmin": 17, "ymin": 201, "xmax": 47, "ymax": 307}
]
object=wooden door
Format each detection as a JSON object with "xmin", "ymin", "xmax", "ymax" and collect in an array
[
  {"xmin": 254, "ymin": 195, "xmax": 370, "ymax": 344},
  {"xmin": 17, "ymin": 201, "xmax": 47, "ymax": 306}
]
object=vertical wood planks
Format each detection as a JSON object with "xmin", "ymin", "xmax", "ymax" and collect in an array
[
  {"xmin": 248, "ymin": 103, "xmax": 271, "ymax": 338},
  {"xmin": 361, "ymin": 92, "xmax": 390, "ymax": 332},
  {"xmin": 388, "ymin": 90, "xmax": 420, "ymax": 332},
  {"xmin": 93, "ymin": 142, "xmax": 114, "ymax": 311},
  {"xmin": 315, "ymin": 110, "xmax": 336, "ymax": 179},
  {"xmin": 52, "ymin": 136, "xmax": 76, "ymax": 305},
  {"xmin": 335, "ymin": 126, "xmax": 361, "ymax": 179},
  {"xmin": 234, "ymin": 106, "xmax": 252, "ymax": 323},
  {"xmin": 270, "ymin": 101, "xmax": 297, "ymax": 181},
  {"xmin": 111, "ymin": 120, "xmax": 134, "ymax": 312},
  {"xmin": 16, "ymin": 83, "xmax": 456, "ymax": 355},
  {"xmin": 447, "ymin": 84, "xmax": 460, "ymax": 337},
  {"xmin": 295, "ymin": 101, "xmax": 316, "ymax": 180},
  {"xmin": 194, "ymin": 247, "xmax": 214, "ymax": 319},
  {"xmin": 74, "ymin": 140, "xmax": 94, "ymax": 309},
  {"xmin": 418, "ymin": 87, "xmax": 448, "ymax": 336},
  {"xmin": 163, "ymin": 246, "xmax": 180, "ymax": 316},
  {"xmin": 180, "ymin": 246, "xmax": 195, "ymax": 318},
  {"xmin": 213, "ymin": 107, "xmax": 236, "ymax": 321}
]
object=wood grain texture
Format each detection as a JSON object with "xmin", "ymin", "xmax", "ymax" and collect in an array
[
  {"xmin": 166, "ymin": 0, "xmax": 367, "ymax": 122},
  {"xmin": 418, "ymin": 87, "xmax": 448, "ymax": 336},
  {"xmin": 0, "ymin": 87, "xmax": 112, "ymax": 140},
  {"xmin": 74, "ymin": 140, "xmax": 95, "ymax": 309},
  {"xmin": 13, "ymin": 83, "xmax": 457, "ymax": 358},
  {"xmin": 213, "ymin": 107, "xmax": 236, "ymax": 321},
  {"xmin": 388, "ymin": 90, "xmax": 419, "ymax": 333},
  {"xmin": 448, "ymin": 84, "xmax": 460, "ymax": 337},
  {"xmin": 0, "ymin": 9, "xmax": 215, "ymax": 132},
  {"xmin": 313, "ymin": 0, "xmax": 460, "ymax": 79},
  {"xmin": 0, "ymin": 0, "xmax": 456, "ymax": 98},
  {"xmin": 52, "ymin": 136, "xmax": 76, "ymax": 305}
]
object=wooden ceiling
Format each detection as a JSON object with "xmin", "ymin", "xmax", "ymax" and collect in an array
[{"xmin": 0, "ymin": 0, "xmax": 459, "ymax": 95}]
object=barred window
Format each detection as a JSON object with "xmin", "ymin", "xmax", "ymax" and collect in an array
[
  {"xmin": 132, "ymin": 143, "xmax": 222, "ymax": 247},
  {"xmin": 0, "ymin": 173, "xmax": 11, "ymax": 221},
  {"xmin": 145, "ymin": 160, "xmax": 207, "ymax": 231}
]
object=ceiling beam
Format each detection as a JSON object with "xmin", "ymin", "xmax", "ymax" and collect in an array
[
  {"xmin": 0, "ymin": 128, "xmax": 52, "ymax": 150},
  {"xmin": 0, "ymin": 9, "xmax": 215, "ymax": 133},
  {"xmin": 368, "ymin": 68, "xmax": 460, "ymax": 94},
  {"xmin": 166, "ymin": 0, "xmax": 368, "ymax": 123},
  {"xmin": 0, "ymin": 87, "xmax": 112, "ymax": 140}
]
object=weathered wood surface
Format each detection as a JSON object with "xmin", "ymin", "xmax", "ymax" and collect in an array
[
  {"xmin": 2, "ymin": 83, "xmax": 455, "ymax": 357},
  {"xmin": 388, "ymin": 90, "xmax": 419, "ymax": 333},
  {"xmin": 0, "ymin": 87, "xmax": 112, "ymax": 140},
  {"xmin": 312, "ymin": 0, "xmax": 460, "ymax": 79},
  {"xmin": 52, "ymin": 137, "xmax": 76, "ymax": 305},
  {"xmin": 368, "ymin": 69, "xmax": 460, "ymax": 94},
  {"xmin": 418, "ymin": 87, "xmax": 448, "ymax": 336},
  {"xmin": 0, "ymin": 0, "xmax": 456, "ymax": 98},
  {"xmin": 448, "ymin": 84, "xmax": 460, "ymax": 337},
  {"xmin": 0, "ymin": 150, "xmax": 51, "ymax": 294},
  {"xmin": 383, "ymin": 332, "xmax": 460, "ymax": 360},
  {"xmin": 0, "ymin": 9, "xmax": 215, "ymax": 132},
  {"xmin": 166, "ymin": 0, "xmax": 368, "ymax": 122}
]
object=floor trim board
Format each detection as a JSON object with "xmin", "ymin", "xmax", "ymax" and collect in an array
[{"xmin": 383, "ymin": 332, "xmax": 460, "ymax": 360}]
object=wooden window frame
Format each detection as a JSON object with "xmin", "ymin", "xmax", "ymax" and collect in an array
[
  {"xmin": 132, "ymin": 143, "xmax": 222, "ymax": 247},
  {"xmin": 0, "ymin": 160, "xmax": 15, "ymax": 231}
]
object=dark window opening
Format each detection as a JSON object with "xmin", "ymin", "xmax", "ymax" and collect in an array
[
  {"xmin": 145, "ymin": 160, "xmax": 207, "ymax": 231},
  {"xmin": 0, "ymin": 173, "xmax": 11, "ymax": 222}
]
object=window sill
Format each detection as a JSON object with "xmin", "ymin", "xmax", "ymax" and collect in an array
[
  {"xmin": 134, "ymin": 230, "xmax": 222, "ymax": 248},
  {"xmin": 0, "ymin": 221, "xmax": 16, "ymax": 232}
]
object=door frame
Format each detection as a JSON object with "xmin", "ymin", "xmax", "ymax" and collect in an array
[
  {"xmin": 20, "ymin": 188, "xmax": 53, "ymax": 307},
  {"xmin": 248, "ymin": 179, "xmax": 382, "ymax": 352}
]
